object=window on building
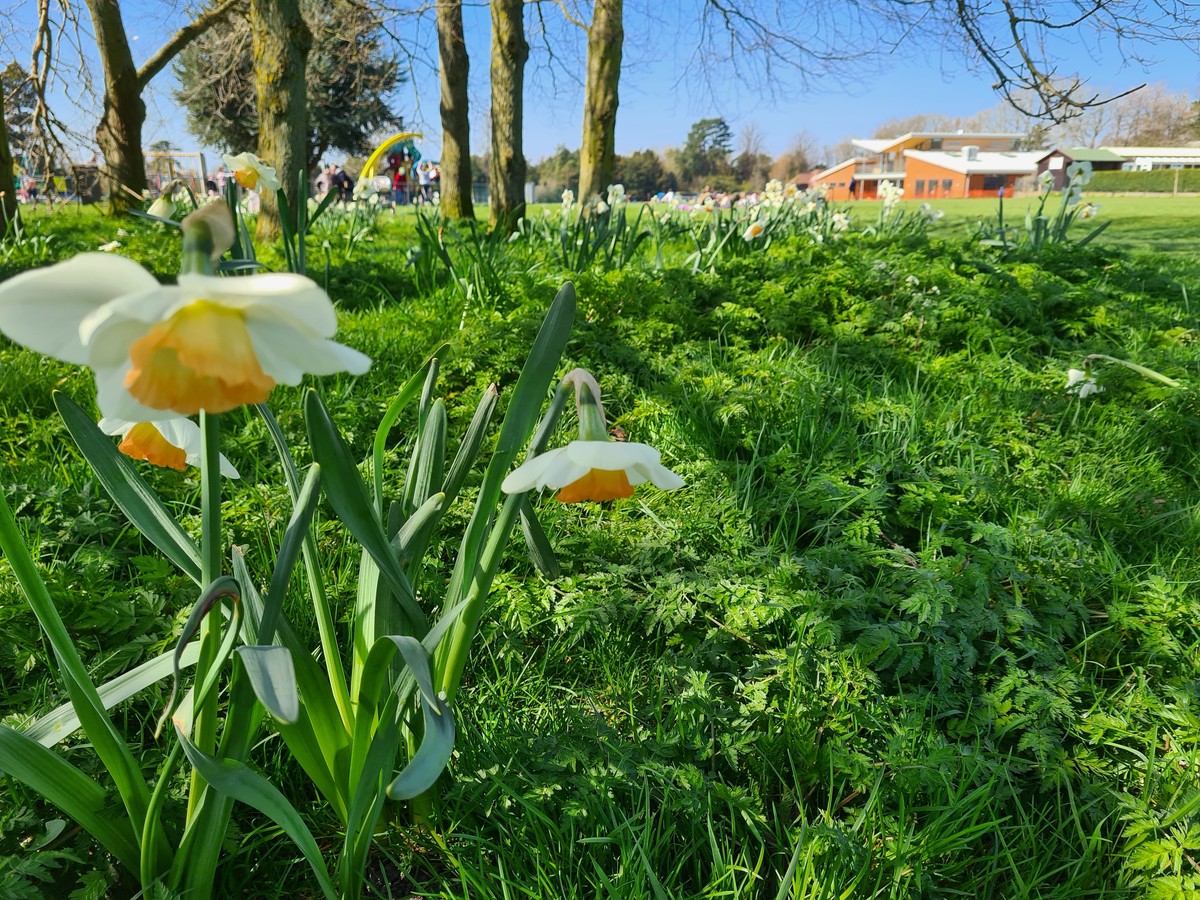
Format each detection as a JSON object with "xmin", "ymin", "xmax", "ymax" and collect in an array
[
  {"xmin": 929, "ymin": 139, "xmax": 943, "ymax": 150},
  {"xmin": 914, "ymin": 179, "xmax": 925, "ymax": 196},
  {"xmin": 927, "ymin": 180, "xmax": 938, "ymax": 198},
  {"xmin": 942, "ymin": 179, "xmax": 953, "ymax": 194},
  {"xmin": 982, "ymin": 174, "xmax": 1006, "ymax": 191}
]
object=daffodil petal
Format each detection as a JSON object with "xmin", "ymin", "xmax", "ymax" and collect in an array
[
  {"xmin": 80, "ymin": 286, "xmax": 183, "ymax": 353},
  {"xmin": 501, "ymin": 448, "xmax": 573, "ymax": 493},
  {"xmin": 0, "ymin": 254, "xmax": 160, "ymax": 364},
  {"xmin": 94, "ymin": 364, "xmax": 169, "ymax": 422},
  {"xmin": 638, "ymin": 462, "xmax": 686, "ymax": 490},
  {"xmin": 99, "ymin": 415, "xmax": 239, "ymax": 478},
  {"xmin": 243, "ymin": 319, "xmax": 370, "ymax": 383},
  {"xmin": 155, "ymin": 418, "xmax": 240, "ymax": 478},
  {"xmin": 179, "ymin": 273, "xmax": 338, "ymax": 335},
  {"xmin": 564, "ymin": 440, "xmax": 661, "ymax": 471}
]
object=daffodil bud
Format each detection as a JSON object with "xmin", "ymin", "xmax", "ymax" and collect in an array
[{"xmin": 180, "ymin": 200, "xmax": 235, "ymax": 275}]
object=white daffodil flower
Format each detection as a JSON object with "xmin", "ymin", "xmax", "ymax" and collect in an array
[
  {"xmin": 1066, "ymin": 368, "xmax": 1103, "ymax": 398},
  {"xmin": 147, "ymin": 195, "xmax": 176, "ymax": 220},
  {"xmin": 222, "ymin": 152, "xmax": 281, "ymax": 192},
  {"xmin": 502, "ymin": 440, "xmax": 684, "ymax": 503},
  {"xmin": 561, "ymin": 188, "xmax": 575, "ymax": 208},
  {"xmin": 1038, "ymin": 170, "xmax": 1055, "ymax": 191},
  {"xmin": 98, "ymin": 241, "xmax": 121, "ymax": 252},
  {"xmin": 606, "ymin": 183, "xmax": 626, "ymax": 206},
  {"xmin": 594, "ymin": 199, "xmax": 610, "ymax": 215},
  {"xmin": 1065, "ymin": 160, "xmax": 1093, "ymax": 187},
  {"xmin": 0, "ymin": 253, "xmax": 370, "ymax": 420},
  {"xmin": 99, "ymin": 416, "xmax": 239, "ymax": 478},
  {"xmin": 743, "ymin": 221, "xmax": 765, "ymax": 241}
]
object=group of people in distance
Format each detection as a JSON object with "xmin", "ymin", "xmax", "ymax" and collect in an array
[
  {"xmin": 194, "ymin": 146, "xmax": 441, "ymax": 209},
  {"xmin": 383, "ymin": 151, "xmax": 438, "ymax": 207}
]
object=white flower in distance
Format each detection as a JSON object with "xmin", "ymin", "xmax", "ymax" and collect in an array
[
  {"xmin": 561, "ymin": 188, "xmax": 575, "ymax": 209},
  {"xmin": 222, "ymin": 152, "xmax": 281, "ymax": 192},
  {"xmin": 831, "ymin": 212, "xmax": 851, "ymax": 232},
  {"xmin": 1066, "ymin": 368, "xmax": 1103, "ymax": 398},
  {"xmin": 99, "ymin": 416, "xmax": 239, "ymax": 478},
  {"xmin": 147, "ymin": 195, "xmax": 176, "ymax": 220},
  {"xmin": 98, "ymin": 241, "xmax": 121, "ymax": 252},
  {"xmin": 0, "ymin": 253, "xmax": 370, "ymax": 420},
  {"xmin": 502, "ymin": 440, "xmax": 684, "ymax": 503},
  {"xmin": 1065, "ymin": 160, "xmax": 1093, "ymax": 187}
]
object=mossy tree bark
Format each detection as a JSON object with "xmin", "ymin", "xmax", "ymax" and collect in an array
[
  {"xmin": 0, "ymin": 87, "xmax": 16, "ymax": 237},
  {"xmin": 249, "ymin": 0, "xmax": 312, "ymax": 243},
  {"xmin": 437, "ymin": 0, "xmax": 474, "ymax": 219},
  {"xmin": 85, "ymin": 0, "xmax": 239, "ymax": 214},
  {"xmin": 578, "ymin": 0, "xmax": 622, "ymax": 202},
  {"xmin": 489, "ymin": 0, "xmax": 528, "ymax": 229}
]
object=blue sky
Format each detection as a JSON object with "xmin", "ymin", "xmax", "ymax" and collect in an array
[{"xmin": 11, "ymin": 1, "xmax": 1199, "ymax": 166}]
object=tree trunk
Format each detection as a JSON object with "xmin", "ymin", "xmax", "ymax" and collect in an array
[
  {"xmin": 85, "ymin": 0, "xmax": 147, "ymax": 212},
  {"xmin": 0, "ymin": 86, "xmax": 16, "ymax": 237},
  {"xmin": 578, "ymin": 0, "xmax": 622, "ymax": 202},
  {"xmin": 489, "ymin": 0, "xmax": 527, "ymax": 229},
  {"xmin": 249, "ymin": 0, "xmax": 311, "ymax": 243},
  {"xmin": 437, "ymin": 0, "xmax": 474, "ymax": 219}
]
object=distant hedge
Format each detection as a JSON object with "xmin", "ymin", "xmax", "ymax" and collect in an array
[{"xmin": 1088, "ymin": 169, "xmax": 1200, "ymax": 192}]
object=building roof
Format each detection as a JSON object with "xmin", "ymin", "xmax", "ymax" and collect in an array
[
  {"xmin": 853, "ymin": 131, "xmax": 1027, "ymax": 155},
  {"xmin": 1040, "ymin": 147, "xmax": 1126, "ymax": 163},
  {"xmin": 852, "ymin": 139, "xmax": 894, "ymax": 154},
  {"xmin": 813, "ymin": 157, "xmax": 861, "ymax": 181},
  {"xmin": 1102, "ymin": 146, "xmax": 1200, "ymax": 158},
  {"xmin": 904, "ymin": 149, "xmax": 1043, "ymax": 175}
]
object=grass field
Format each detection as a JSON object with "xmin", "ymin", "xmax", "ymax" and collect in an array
[{"xmin": 1, "ymin": 192, "xmax": 1199, "ymax": 898}]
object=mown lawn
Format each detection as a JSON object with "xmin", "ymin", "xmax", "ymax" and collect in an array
[{"xmin": 2, "ymin": 193, "xmax": 1199, "ymax": 898}]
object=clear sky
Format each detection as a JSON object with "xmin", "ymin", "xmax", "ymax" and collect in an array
[{"xmin": 9, "ymin": 1, "xmax": 1200, "ymax": 167}]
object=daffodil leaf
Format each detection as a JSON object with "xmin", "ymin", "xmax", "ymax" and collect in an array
[
  {"xmin": 175, "ymin": 724, "xmax": 338, "ymax": 900},
  {"xmin": 235, "ymin": 646, "xmax": 300, "ymax": 725},
  {"xmin": 518, "ymin": 497, "xmax": 560, "ymax": 579},
  {"xmin": 442, "ymin": 383, "xmax": 500, "ymax": 503},
  {"xmin": 55, "ymin": 393, "xmax": 203, "ymax": 584},
  {"xmin": 0, "ymin": 726, "xmax": 141, "ymax": 873},
  {"xmin": 25, "ymin": 642, "xmax": 201, "ymax": 748},
  {"xmin": 304, "ymin": 390, "xmax": 427, "ymax": 635},
  {"xmin": 372, "ymin": 352, "xmax": 448, "ymax": 513}
]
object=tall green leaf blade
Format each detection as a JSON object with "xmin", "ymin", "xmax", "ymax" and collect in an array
[
  {"xmin": 437, "ymin": 282, "xmax": 576, "ymax": 697},
  {"xmin": 0, "ymin": 726, "xmax": 141, "ymax": 873},
  {"xmin": 372, "ymin": 346, "xmax": 449, "ymax": 510},
  {"xmin": 176, "ymin": 726, "xmax": 338, "ymax": 900},
  {"xmin": 305, "ymin": 390, "xmax": 426, "ymax": 634},
  {"xmin": 0, "ymin": 488, "xmax": 157, "ymax": 855},
  {"xmin": 55, "ymin": 393, "xmax": 202, "ymax": 584},
  {"xmin": 441, "ymin": 383, "xmax": 499, "ymax": 504},
  {"xmin": 26, "ymin": 642, "xmax": 201, "ymax": 748},
  {"xmin": 236, "ymin": 646, "xmax": 300, "ymax": 724}
]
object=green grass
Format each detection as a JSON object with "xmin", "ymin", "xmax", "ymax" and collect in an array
[{"xmin": 2, "ymin": 195, "xmax": 1200, "ymax": 897}]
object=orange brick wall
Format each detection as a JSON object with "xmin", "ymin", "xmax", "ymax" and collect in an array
[
  {"xmin": 812, "ymin": 160, "xmax": 857, "ymax": 201},
  {"xmin": 904, "ymin": 157, "xmax": 967, "ymax": 199}
]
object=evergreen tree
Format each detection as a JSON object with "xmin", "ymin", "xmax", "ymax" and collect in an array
[{"xmin": 175, "ymin": 0, "xmax": 402, "ymax": 168}]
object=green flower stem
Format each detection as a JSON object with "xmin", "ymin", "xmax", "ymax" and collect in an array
[
  {"xmin": 186, "ymin": 410, "xmax": 224, "ymax": 824},
  {"xmin": 575, "ymin": 383, "xmax": 608, "ymax": 442},
  {"xmin": 141, "ymin": 741, "xmax": 182, "ymax": 889}
]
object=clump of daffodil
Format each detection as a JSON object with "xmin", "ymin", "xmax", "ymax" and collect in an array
[
  {"xmin": 222, "ymin": 151, "xmax": 281, "ymax": 192},
  {"xmin": 0, "ymin": 200, "xmax": 369, "ymax": 420},
  {"xmin": 99, "ymin": 416, "xmax": 239, "ymax": 477},
  {"xmin": 502, "ymin": 368, "xmax": 684, "ymax": 503}
]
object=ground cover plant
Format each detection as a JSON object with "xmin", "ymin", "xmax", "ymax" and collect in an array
[{"xmin": 1, "ymin": 186, "xmax": 1199, "ymax": 898}]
